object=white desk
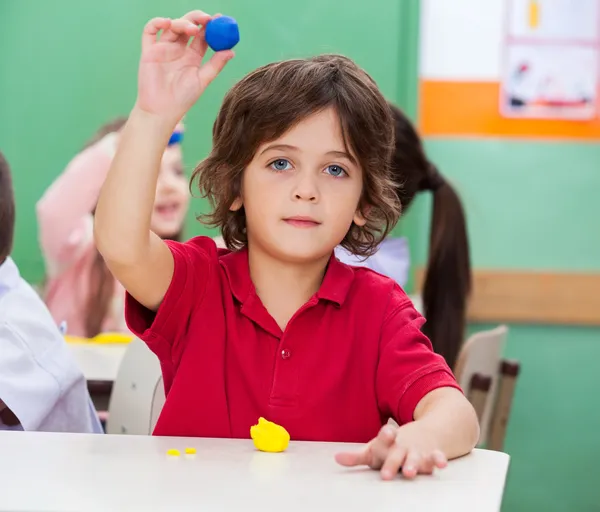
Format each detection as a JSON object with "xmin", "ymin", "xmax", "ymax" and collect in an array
[
  {"xmin": 0, "ymin": 432, "xmax": 509, "ymax": 512},
  {"xmin": 68, "ymin": 343, "xmax": 128, "ymax": 382}
]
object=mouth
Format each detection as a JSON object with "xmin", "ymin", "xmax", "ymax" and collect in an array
[
  {"xmin": 154, "ymin": 203, "xmax": 181, "ymax": 219},
  {"xmin": 283, "ymin": 216, "xmax": 321, "ymax": 228}
]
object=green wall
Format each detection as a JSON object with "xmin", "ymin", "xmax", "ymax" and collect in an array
[
  {"xmin": 410, "ymin": 140, "xmax": 600, "ymax": 511},
  {"xmin": 0, "ymin": 0, "xmax": 415, "ymax": 283}
]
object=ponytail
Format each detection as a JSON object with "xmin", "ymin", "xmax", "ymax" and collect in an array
[
  {"xmin": 421, "ymin": 168, "xmax": 471, "ymax": 370},
  {"xmin": 386, "ymin": 102, "xmax": 471, "ymax": 369}
]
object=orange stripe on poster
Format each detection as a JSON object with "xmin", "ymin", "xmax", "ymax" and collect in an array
[{"xmin": 419, "ymin": 80, "xmax": 600, "ymax": 139}]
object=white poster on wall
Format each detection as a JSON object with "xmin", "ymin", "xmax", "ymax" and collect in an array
[
  {"xmin": 507, "ymin": 0, "xmax": 600, "ymax": 41},
  {"xmin": 501, "ymin": 0, "xmax": 600, "ymax": 119}
]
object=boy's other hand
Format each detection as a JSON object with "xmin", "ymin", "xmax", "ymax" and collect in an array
[{"xmin": 335, "ymin": 422, "xmax": 448, "ymax": 480}]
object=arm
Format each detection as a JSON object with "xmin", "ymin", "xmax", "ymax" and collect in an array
[
  {"xmin": 0, "ymin": 321, "xmax": 58, "ymax": 431},
  {"xmin": 336, "ymin": 388, "xmax": 478, "ymax": 480},
  {"xmin": 94, "ymin": 108, "xmax": 176, "ymax": 311},
  {"xmin": 336, "ymin": 292, "xmax": 479, "ymax": 479},
  {"xmin": 413, "ymin": 387, "xmax": 479, "ymax": 460},
  {"xmin": 36, "ymin": 134, "xmax": 116, "ymax": 268},
  {"xmin": 93, "ymin": 11, "xmax": 233, "ymax": 311}
]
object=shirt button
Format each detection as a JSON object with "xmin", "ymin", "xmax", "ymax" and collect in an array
[{"xmin": 281, "ymin": 349, "xmax": 292, "ymax": 360}]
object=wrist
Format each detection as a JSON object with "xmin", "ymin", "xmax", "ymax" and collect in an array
[{"xmin": 129, "ymin": 103, "xmax": 179, "ymax": 141}]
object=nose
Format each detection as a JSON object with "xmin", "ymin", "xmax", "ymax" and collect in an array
[
  {"xmin": 292, "ymin": 170, "xmax": 319, "ymax": 203},
  {"xmin": 157, "ymin": 167, "xmax": 179, "ymax": 191}
]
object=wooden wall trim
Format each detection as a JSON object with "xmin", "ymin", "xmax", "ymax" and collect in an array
[{"xmin": 415, "ymin": 268, "xmax": 600, "ymax": 326}]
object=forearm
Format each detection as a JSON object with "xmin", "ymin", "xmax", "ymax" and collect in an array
[
  {"xmin": 413, "ymin": 387, "xmax": 480, "ymax": 459},
  {"xmin": 94, "ymin": 105, "xmax": 174, "ymax": 264}
]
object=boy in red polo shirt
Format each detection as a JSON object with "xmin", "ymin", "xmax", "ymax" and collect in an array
[{"xmin": 95, "ymin": 11, "xmax": 479, "ymax": 480}]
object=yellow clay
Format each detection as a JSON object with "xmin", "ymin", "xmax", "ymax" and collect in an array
[
  {"xmin": 166, "ymin": 449, "xmax": 181, "ymax": 456},
  {"xmin": 250, "ymin": 417, "xmax": 290, "ymax": 453},
  {"xmin": 185, "ymin": 447, "xmax": 197, "ymax": 455}
]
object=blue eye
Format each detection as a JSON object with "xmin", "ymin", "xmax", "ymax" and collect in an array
[
  {"xmin": 270, "ymin": 159, "xmax": 292, "ymax": 171},
  {"xmin": 325, "ymin": 165, "xmax": 347, "ymax": 177}
]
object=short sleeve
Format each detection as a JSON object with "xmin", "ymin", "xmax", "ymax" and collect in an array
[
  {"xmin": 0, "ymin": 322, "xmax": 60, "ymax": 431},
  {"xmin": 0, "ymin": 318, "xmax": 99, "ymax": 433},
  {"xmin": 125, "ymin": 237, "xmax": 217, "ymax": 361},
  {"xmin": 376, "ymin": 293, "xmax": 462, "ymax": 425}
]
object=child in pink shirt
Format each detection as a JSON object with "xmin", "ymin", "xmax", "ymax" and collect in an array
[{"xmin": 37, "ymin": 119, "xmax": 189, "ymax": 338}]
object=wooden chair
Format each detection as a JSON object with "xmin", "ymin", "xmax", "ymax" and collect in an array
[
  {"xmin": 488, "ymin": 359, "xmax": 520, "ymax": 451},
  {"xmin": 454, "ymin": 325, "xmax": 520, "ymax": 451}
]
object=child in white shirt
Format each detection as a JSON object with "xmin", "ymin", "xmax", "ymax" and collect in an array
[{"xmin": 0, "ymin": 151, "xmax": 102, "ymax": 433}]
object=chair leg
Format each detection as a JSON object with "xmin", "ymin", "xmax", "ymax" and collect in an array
[
  {"xmin": 488, "ymin": 360, "xmax": 521, "ymax": 452},
  {"xmin": 467, "ymin": 373, "xmax": 492, "ymax": 425}
]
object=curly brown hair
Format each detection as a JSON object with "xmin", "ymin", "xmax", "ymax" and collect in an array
[{"xmin": 192, "ymin": 54, "xmax": 400, "ymax": 257}]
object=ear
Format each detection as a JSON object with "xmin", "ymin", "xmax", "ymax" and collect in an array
[
  {"xmin": 230, "ymin": 197, "xmax": 243, "ymax": 212},
  {"xmin": 353, "ymin": 208, "xmax": 367, "ymax": 227}
]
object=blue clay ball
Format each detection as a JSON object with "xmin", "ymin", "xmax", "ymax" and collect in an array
[{"xmin": 205, "ymin": 16, "xmax": 240, "ymax": 52}]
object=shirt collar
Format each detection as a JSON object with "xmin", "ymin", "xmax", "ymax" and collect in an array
[{"xmin": 219, "ymin": 248, "xmax": 355, "ymax": 307}]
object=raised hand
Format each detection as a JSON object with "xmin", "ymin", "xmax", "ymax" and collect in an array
[{"xmin": 136, "ymin": 10, "xmax": 234, "ymax": 124}]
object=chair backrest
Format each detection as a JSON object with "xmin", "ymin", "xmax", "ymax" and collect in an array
[
  {"xmin": 150, "ymin": 375, "xmax": 166, "ymax": 431},
  {"xmin": 454, "ymin": 325, "xmax": 509, "ymax": 446},
  {"xmin": 105, "ymin": 338, "xmax": 164, "ymax": 435}
]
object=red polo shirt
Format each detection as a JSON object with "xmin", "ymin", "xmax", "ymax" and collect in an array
[{"xmin": 125, "ymin": 236, "xmax": 460, "ymax": 442}]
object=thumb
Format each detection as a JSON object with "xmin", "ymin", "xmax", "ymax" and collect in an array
[
  {"xmin": 335, "ymin": 448, "xmax": 370, "ymax": 467},
  {"xmin": 198, "ymin": 50, "xmax": 235, "ymax": 91}
]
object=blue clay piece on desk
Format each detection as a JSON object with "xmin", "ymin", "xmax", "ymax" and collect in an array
[{"xmin": 205, "ymin": 16, "xmax": 240, "ymax": 52}]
